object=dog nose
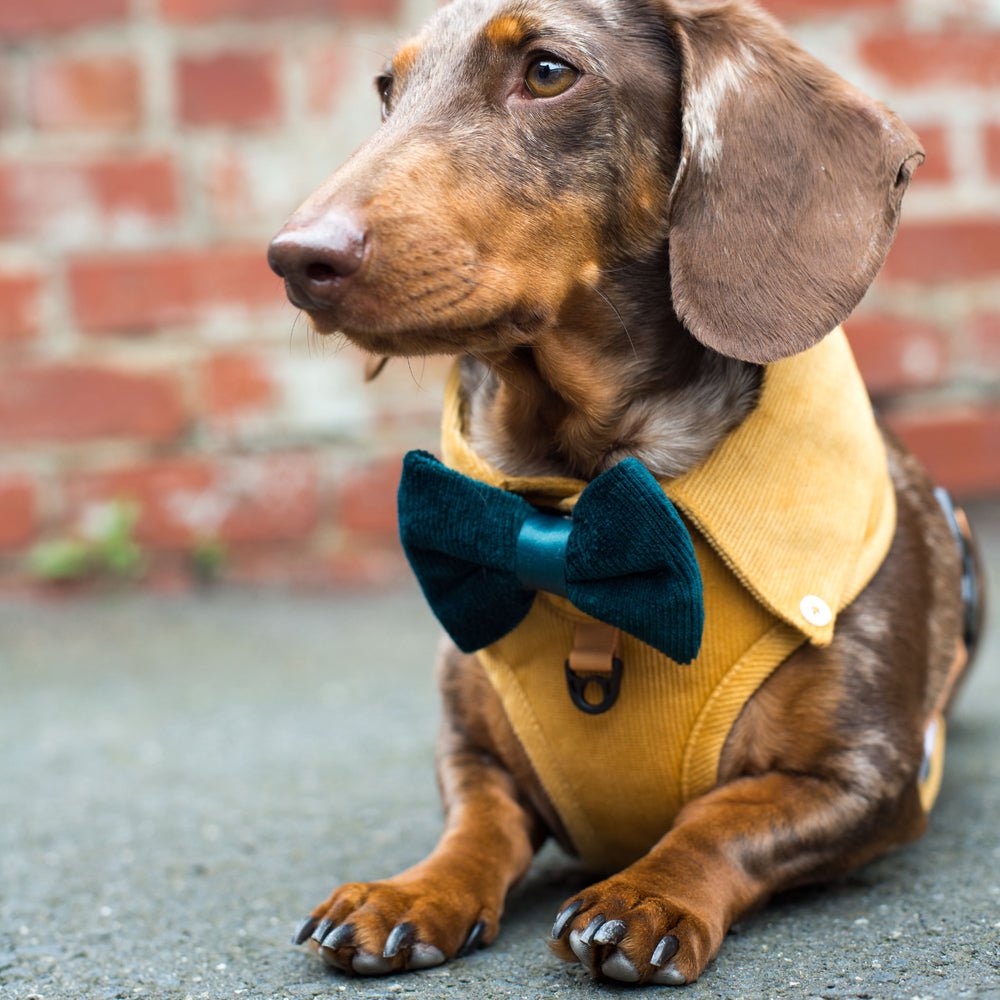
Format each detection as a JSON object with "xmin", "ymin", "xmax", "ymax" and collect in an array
[{"xmin": 267, "ymin": 211, "xmax": 367, "ymax": 308}]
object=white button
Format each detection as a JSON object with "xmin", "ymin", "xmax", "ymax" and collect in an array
[{"xmin": 800, "ymin": 595, "xmax": 833, "ymax": 628}]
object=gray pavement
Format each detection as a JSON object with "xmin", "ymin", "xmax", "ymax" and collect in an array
[{"xmin": 2, "ymin": 503, "xmax": 999, "ymax": 1000}]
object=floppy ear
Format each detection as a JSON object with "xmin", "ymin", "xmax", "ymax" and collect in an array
[{"xmin": 664, "ymin": 0, "xmax": 924, "ymax": 363}]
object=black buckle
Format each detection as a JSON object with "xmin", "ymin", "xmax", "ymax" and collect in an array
[
  {"xmin": 565, "ymin": 657, "xmax": 623, "ymax": 715},
  {"xmin": 934, "ymin": 487, "xmax": 981, "ymax": 652}
]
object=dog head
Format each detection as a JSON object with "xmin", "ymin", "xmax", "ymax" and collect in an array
[{"xmin": 269, "ymin": 0, "xmax": 922, "ymax": 366}]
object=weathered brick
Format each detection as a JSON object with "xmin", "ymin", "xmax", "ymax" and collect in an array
[
  {"xmin": 70, "ymin": 454, "xmax": 320, "ymax": 547},
  {"xmin": 887, "ymin": 408, "xmax": 1000, "ymax": 498},
  {"xmin": 846, "ymin": 314, "xmax": 950, "ymax": 395},
  {"xmin": 985, "ymin": 124, "xmax": 1000, "ymax": 181},
  {"xmin": 0, "ymin": 156, "xmax": 179, "ymax": 240},
  {"xmin": 335, "ymin": 456, "xmax": 403, "ymax": 537},
  {"xmin": 0, "ymin": 272, "xmax": 42, "ymax": 342},
  {"xmin": 0, "ymin": 365, "xmax": 185, "ymax": 444},
  {"xmin": 761, "ymin": 0, "xmax": 897, "ymax": 21},
  {"xmin": 860, "ymin": 30, "xmax": 1000, "ymax": 88},
  {"xmin": 0, "ymin": 62, "xmax": 12, "ymax": 132},
  {"xmin": 969, "ymin": 313, "xmax": 1000, "ymax": 371},
  {"xmin": 204, "ymin": 352, "xmax": 274, "ymax": 416},
  {"xmin": 0, "ymin": 479, "xmax": 37, "ymax": 549},
  {"xmin": 69, "ymin": 247, "xmax": 285, "ymax": 334},
  {"xmin": 305, "ymin": 41, "xmax": 351, "ymax": 116},
  {"xmin": 0, "ymin": 0, "xmax": 128, "ymax": 38},
  {"xmin": 910, "ymin": 124, "xmax": 951, "ymax": 185},
  {"xmin": 177, "ymin": 52, "xmax": 281, "ymax": 129},
  {"xmin": 162, "ymin": 0, "xmax": 400, "ymax": 24},
  {"xmin": 29, "ymin": 55, "xmax": 141, "ymax": 131},
  {"xmin": 880, "ymin": 220, "xmax": 1000, "ymax": 283}
]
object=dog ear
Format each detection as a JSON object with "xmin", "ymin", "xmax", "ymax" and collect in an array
[{"xmin": 663, "ymin": 1, "xmax": 923, "ymax": 363}]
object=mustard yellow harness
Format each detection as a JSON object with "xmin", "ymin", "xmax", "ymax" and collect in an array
[{"xmin": 439, "ymin": 329, "xmax": 942, "ymax": 872}]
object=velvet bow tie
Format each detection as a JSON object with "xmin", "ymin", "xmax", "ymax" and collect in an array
[{"xmin": 397, "ymin": 451, "xmax": 704, "ymax": 662}]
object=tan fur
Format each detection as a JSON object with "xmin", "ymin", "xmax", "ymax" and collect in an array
[{"xmin": 270, "ymin": 0, "xmax": 977, "ymax": 984}]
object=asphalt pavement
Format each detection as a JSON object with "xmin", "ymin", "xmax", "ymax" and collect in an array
[{"xmin": 2, "ymin": 503, "xmax": 999, "ymax": 1000}]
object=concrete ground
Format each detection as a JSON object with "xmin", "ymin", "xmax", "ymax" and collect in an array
[{"xmin": 2, "ymin": 504, "xmax": 999, "ymax": 1000}]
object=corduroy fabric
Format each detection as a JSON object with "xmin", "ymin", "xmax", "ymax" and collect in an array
[
  {"xmin": 437, "ymin": 328, "xmax": 896, "ymax": 873},
  {"xmin": 398, "ymin": 452, "xmax": 705, "ymax": 662}
]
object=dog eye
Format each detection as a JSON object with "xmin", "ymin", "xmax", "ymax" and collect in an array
[
  {"xmin": 376, "ymin": 73, "xmax": 394, "ymax": 119},
  {"xmin": 524, "ymin": 56, "xmax": 579, "ymax": 99}
]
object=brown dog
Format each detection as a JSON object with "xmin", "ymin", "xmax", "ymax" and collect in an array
[{"xmin": 268, "ymin": 0, "xmax": 983, "ymax": 985}]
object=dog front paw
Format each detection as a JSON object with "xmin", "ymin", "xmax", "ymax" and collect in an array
[
  {"xmin": 293, "ymin": 876, "xmax": 496, "ymax": 976},
  {"xmin": 549, "ymin": 874, "xmax": 724, "ymax": 985}
]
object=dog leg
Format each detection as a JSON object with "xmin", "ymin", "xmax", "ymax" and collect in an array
[
  {"xmin": 298, "ymin": 648, "xmax": 544, "ymax": 975},
  {"xmin": 551, "ymin": 771, "xmax": 918, "ymax": 984},
  {"xmin": 551, "ymin": 634, "xmax": 932, "ymax": 986}
]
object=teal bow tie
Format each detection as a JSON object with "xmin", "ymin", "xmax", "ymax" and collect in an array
[{"xmin": 397, "ymin": 451, "xmax": 704, "ymax": 662}]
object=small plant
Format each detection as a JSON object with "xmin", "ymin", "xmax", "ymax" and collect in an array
[
  {"xmin": 27, "ymin": 500, "xmax": 146, "ymax": 584},
  {"xmin": 190, "ymin": 537, "xmax": 228, "ymax": 585}
]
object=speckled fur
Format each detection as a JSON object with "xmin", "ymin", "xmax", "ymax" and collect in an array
[{"xmin": 272, "ymin": 0, "xmax": 978, "ymax": 985}]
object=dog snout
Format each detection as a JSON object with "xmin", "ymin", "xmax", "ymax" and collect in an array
[{"xmin": 268, "ymin": 210, "xmax": 368, "ymax": 310}]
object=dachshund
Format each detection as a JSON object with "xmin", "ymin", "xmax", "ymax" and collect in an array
[{"xmin": 268, "ymin": 0, "xmax": 983, "ymax": 985}]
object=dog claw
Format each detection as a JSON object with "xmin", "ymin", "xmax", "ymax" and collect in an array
[
  {"xmin": 310, "ymin": 917, "xmax": 334, "ymax": 944},
  {"xmin": 383, "ymin": 922, "xmax": 416, "ymax": 959},
  {"xmin": 650, "ymin": 934, "xmax": 679, "ymax": 968},
  {"xmin": 408, "ymin": 942, "xmax": 447, "ymax": 970},
  {"xmin": 579, "ymin": 914, "xmax": 605, "ymax": 946},
  {"xmin": 458, "ymin": 918, "xmax": 486, "ymax": 958},
  {"xmin": 551, "ymin": 899, "xmax": 582, "ymax": 939},
  {"xmin": 651, "ymin": 962, "xmax": 687, "ymax": 986},
  {"xmin": 352, "ymin": 950, "xmax": 394, "ymax": 975},
  {"xmin": 568, "ymin": 929, "xmax": 596, "ymax": 969},
  {"xmin": 321, "ymin": 923, "xmax": 355, "ymax": 950},
  {"xmin": 292, "ymin": 916, "xmax": 318, "ymax": 945},
  {"xmin": 601, "ymin": 950, "xmax": 640, "ymax": 983},
  {"xmin": 593, "ymin": 919, "xmax": 627, "ymax": 946}
]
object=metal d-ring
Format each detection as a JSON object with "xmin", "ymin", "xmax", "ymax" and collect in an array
[{"xmin": 565, "ymin": 657, "xmax": 623, "ymax": 715}]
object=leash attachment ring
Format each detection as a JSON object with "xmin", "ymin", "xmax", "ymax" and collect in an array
[
  {"xmin": 565, "ymin": 656, "xmax": 623, "ymax": 715},
  {"xmin": 564, "ymin": 622, "xmax": 623, "ymax": 714}
]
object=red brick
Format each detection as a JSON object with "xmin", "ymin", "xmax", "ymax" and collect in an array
[
  {"xmin": 969, "ymin": 313, "xmax": 1000, "ymax": 371},
  {"xmin": 860, "ymin": 31, "xmax": 1000, "ymax": 88},
  {"xmin": 161, "ymin": 0, "xmax": 399, "ymax": 24},
  {"xmin": 0, "ymin": 365, "xmax": 184, "ymax": 444},
  {"xmin": 335, "ymin": 456, "xmax": 403, "ymax": 537},
  {"xmin": 204, "ymin": 352, "xmax": 274, "ymax": 416},
  {"xmin": 887, "ymin": 407, "xmax": 1000, "ymax": 497},
  {"xmin": 69, "ymin": 247, "xmax": 285, "ymax": 334},
  {"xmin": 0, "ymin": 272, "xmax": 42, "ymax": 342},
  {"xmin": 910, "ymin": 124, "xmax": 952, "ymax": 185},
  {"xmin": 0, "ymin": 63, "xmax": 11, "ymax": 132},
  {"xmin": 205, "ymin": 148, "xmax": 261, "ymax": 228},
  {"xmin": 177, "ymin": 52, "xmax": 281, "ymax": 128},
  {"xmin": 0, "ymin": 479, "xmax": 37, "ymax": 549},
  {"xmin": 0, "ymin": 156, "xmax": 179, "ymax": 239},
  {"xmin": 880, "ymin": 220, "xmax": 1000, "ymax": 283},
  {"xmin": 0, "ymin": 0, "xmax": 128, "ymax": 38},
  {"xmin": 305, "ymin": 42, "xmax": 351, "ymax": 116},
  {"xmin": 846, "ymin": 314, "xmax": 950, "ymax": 395},
  {"xmin": 70, "ymin": 454, "xmax": 319, "ymax": 547},
  {"xmin": 985, "ymin": 124, "xmax": 1000, "ymax": 181},
  {"xmin": 29, "ymin": 56, "xmax": 141, "ymax": 131},
  {"xmin": 760, "ymin": 0, "xmax": 896, "ymax": 21}
]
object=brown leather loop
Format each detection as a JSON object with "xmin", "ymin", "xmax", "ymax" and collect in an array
[{"xmin": 568, "ymin": 622, "xmax": 620, "ymax": 676}]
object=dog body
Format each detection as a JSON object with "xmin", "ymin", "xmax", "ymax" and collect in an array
[{"xmin": 269, "ymin": 0, "xmax": 980, "ymax": 984}]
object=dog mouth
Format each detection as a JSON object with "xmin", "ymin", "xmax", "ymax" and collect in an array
[{"xmin": 304, "ymin": 303, "xmax": 548, "ymax": 359}]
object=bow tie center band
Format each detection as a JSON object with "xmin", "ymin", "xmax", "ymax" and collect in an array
[{"xmin": 397, "ymin": 450, "xmax": 705, "ymax": 712}]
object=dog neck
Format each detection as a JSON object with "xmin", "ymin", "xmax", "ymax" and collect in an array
[{"xmin": 460, "ymin": 258, "xmax": 763, "ymax": 482}]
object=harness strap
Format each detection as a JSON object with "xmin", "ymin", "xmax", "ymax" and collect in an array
[{"xmin": 565, "ymin": 623, "xmax": 622, "ymax": 715}]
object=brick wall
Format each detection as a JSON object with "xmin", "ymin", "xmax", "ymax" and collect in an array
[{"xmin": 0, "ymin": 0, "xmax": 997, "ymax": 593}]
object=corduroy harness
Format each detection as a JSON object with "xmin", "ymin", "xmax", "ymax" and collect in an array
[{"xmin": 429, "ymin": 330, "xmax": 937, "ymax": 872}]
